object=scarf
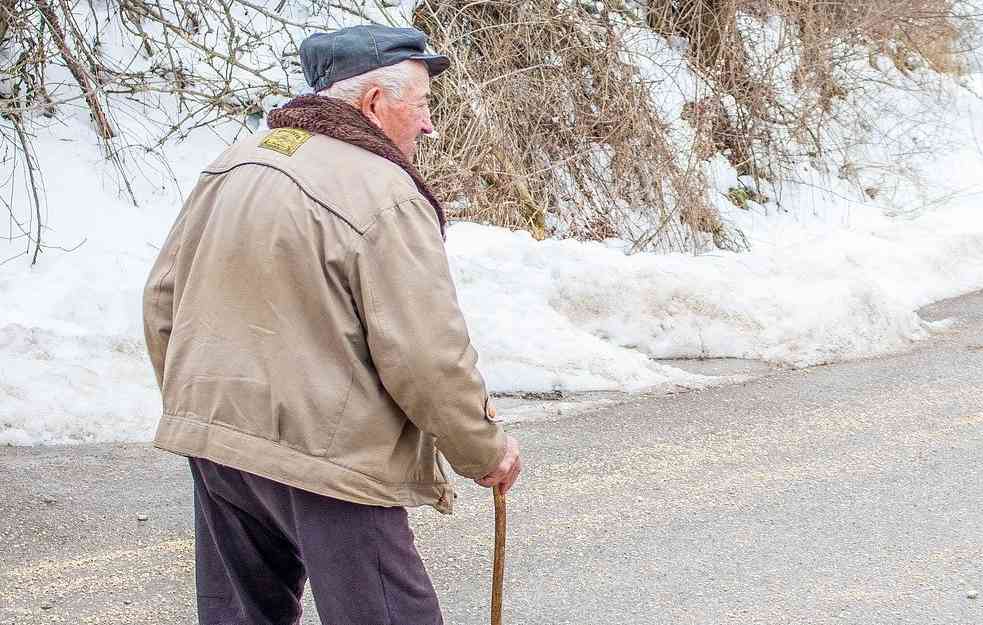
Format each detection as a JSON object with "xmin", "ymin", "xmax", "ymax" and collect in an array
[{"xmin": 267, "ymin": 95, "xmax": 446, "ymax": 237}]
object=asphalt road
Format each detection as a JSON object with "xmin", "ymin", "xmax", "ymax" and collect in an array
[{"xmin": 1, "ymin": 291, "xmax": 981, "ymax": 625}]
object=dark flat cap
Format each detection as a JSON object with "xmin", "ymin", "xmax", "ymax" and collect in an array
[{"xmin": 300, "ymin": 25, "xmax": 450, "ymax": 93}]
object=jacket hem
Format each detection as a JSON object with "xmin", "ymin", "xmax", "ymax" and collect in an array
[{"xmin": 154, "ymin": 413, "xmax": 455, "ymax": 514}]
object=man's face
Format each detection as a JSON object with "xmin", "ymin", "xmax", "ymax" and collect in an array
[{"xmin": 370, "ymin": 62, "xmax": 434, "ymax": 161}]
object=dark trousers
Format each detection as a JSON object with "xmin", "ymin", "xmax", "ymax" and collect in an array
[{"xmin": 189, "ymin": 457, "xmax": 444, "ymax": 625}]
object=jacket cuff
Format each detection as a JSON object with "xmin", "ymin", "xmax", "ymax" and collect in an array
[{"xmin": 470, "ymin": 425, "xmax": 508, "ymax": 480}]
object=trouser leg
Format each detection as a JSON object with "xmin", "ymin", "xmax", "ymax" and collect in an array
[
  {"xmin": 190, "ymin": 456, "xmax": 443, "ymax": 625},
  {"xmin": 189, "ymin": 458, "xmax": 307, "ymax": 625},
  {"xmin": 282, "ymin": 488, "xmax": 444, "ymax": 625}
]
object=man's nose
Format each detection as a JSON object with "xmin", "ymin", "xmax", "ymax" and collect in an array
[{"xmin": 420, "ymin": 110, "xmax": 434, "ymax": 135}]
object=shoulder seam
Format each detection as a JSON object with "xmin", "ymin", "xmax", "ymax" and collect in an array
[{"xmin": 201, "ymin": 161, "xmax": 367, "ymax": 234}]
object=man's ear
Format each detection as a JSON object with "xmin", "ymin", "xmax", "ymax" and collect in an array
[{"xmin": 360, "ymin": 86, "xmax": 385, "ymax": 130}]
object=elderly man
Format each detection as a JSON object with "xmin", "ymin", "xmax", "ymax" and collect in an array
[{"xmin": 143, "ymin": 24, "xmax": 521, "ymax": 625}]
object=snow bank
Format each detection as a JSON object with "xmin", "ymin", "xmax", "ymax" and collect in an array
[{"xmin": 452, "ymin": 202, "xmax": 983, "ymax": 385}]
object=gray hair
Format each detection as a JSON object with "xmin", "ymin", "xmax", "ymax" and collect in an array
[{"xmin": 317, "ymin": 60, "xmax": 420, "ymax": 105}]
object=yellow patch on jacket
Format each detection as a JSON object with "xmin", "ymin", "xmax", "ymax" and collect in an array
[{"xmin": 260, "ymin": 128, "xmax": 312, "ymax": 156}]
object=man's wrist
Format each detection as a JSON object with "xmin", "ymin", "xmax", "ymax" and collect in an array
[{"xmin": 475, "ymin": 429, "xmax": 508, "ymax": 479}]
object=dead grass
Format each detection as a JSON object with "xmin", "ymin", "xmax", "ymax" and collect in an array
[
  {"xmin": 645, "ymin": 0, "xmax": 972, "ymax": 194},
  {"xmin": 414, "ymin": 0, "xmax": 976, "ymax": 251},
  {"xmin": 413, "ymin": 0, "xmax": 742, "ymax": 253}
]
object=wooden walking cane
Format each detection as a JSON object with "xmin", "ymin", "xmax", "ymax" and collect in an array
[{"xmin": 491, "ymin": 485, "xmax": 506, "ymax": 625}]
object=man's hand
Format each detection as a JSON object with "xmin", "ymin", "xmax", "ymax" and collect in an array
[{"xmin": 476, "ymin": 435, "xmax": 521, "ymax": 495}]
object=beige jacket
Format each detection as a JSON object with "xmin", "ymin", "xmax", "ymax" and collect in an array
[{"xmin": 143, "ymin": 127, "xmax": 505, "ymax": 514}]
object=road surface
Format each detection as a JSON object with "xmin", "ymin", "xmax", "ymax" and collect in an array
[{"xmin": 1, "ymin": 291, "xmax": 981, "ymax": 624}]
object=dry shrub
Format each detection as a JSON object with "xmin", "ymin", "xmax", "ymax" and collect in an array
[
  {"xmin": 783, "ymin": 1, "xmax": 967, "ymax": 99},
  {"xmin": 413, "ymin": 0, "xmax": 972, "ymax": 251},
  {"xmin": 646, "ymin": 0, "xmax": 971, "ymax": 189},
  {"xmin": 648, "ymin": 0, "xmax": 753, "ymax": 92},
  {"xmin": 413, "ymin": 0, "xmax": 742, "ymax": 252}
]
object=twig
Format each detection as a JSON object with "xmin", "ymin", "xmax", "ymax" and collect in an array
[
  {"xmin": 35, "ymin": 0, "xmax": 116, "ymax": 139},
  {"xmin": 11, "ymin": 116, "xmax": 44, "ymax": 265}
]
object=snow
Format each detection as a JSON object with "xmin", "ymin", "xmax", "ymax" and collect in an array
[
  {"xmin": 2, "ymin": 10, "xmax": 983, "ymax": 445},
  {"xmin": 453, "ymin": 199, "xmax": 983, "ymax": 376}
]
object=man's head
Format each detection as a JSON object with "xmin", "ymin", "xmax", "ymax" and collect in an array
[
  {"xmin": 320, "ymin": 60, "xmax": 433, "ymax": 160},
  {"xmin": 299, "ymin": 25, "xmax": 449, "ymax": 160}
]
